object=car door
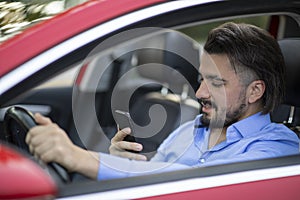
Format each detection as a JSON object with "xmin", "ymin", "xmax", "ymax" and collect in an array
[{"xmin": 1, "ymin": 0, "xmax": 300, "ymax": 199}]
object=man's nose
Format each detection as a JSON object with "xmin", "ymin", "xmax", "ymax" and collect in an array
[{"xmin": 196, "ymin": 81, "xmax": 210, "ymax": 99}]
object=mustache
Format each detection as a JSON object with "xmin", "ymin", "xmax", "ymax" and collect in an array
[{"xmin": 199, "ymin": 98, "xmax": 217, "ymax": 109}]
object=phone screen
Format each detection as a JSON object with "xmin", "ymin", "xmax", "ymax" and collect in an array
[{"xmin": 115, "ymin": 110, "xmax": 136, "ymax": 143}]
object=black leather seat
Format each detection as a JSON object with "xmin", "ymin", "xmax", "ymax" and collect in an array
[{"xmin": 271, "ymin": 38, "xmax": 300, "ymax": 137}]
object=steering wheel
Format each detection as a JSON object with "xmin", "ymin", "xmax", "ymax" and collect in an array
[{"xmin": 3, "ymin": 106, "xmax": 71, "ymax": 183}]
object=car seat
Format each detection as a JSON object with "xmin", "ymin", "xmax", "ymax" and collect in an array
[{"xmin": 271, "ymin": 38, "xmax": 300, "ymax": 138}]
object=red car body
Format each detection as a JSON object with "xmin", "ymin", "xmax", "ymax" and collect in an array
[{"xmin": 0, "ymin": 145, "xmax": 57, "ymax": 199}]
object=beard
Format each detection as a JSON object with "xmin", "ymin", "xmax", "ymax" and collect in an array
[{"xmin": 200, "ymin": 93, "xmax": 247, "ymax": 128}]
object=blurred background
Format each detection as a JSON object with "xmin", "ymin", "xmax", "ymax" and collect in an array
[{"xmin": 0, "ymin": 0, "xmax": 88, "ymax": 42}]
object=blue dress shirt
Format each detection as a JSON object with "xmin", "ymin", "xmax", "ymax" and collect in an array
[{"xmin": 98, "ymin": 112, "xmax": 299, "ymax": 180}]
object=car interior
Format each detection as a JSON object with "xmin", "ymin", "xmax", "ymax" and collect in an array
[
  {"xmin": 271, "ymin": 38, "xmax": 300, "ymax": 138},
  {"xmin": 58, "ymin": 15, "xmax": 300, "ymax": 157},
  {"xmin": 70, "ymin": 29, "xmax": 201, "ymax": 159},
  {"xmin": 0, "ymin": 12, "xmax": 300, "ymax": 188}
]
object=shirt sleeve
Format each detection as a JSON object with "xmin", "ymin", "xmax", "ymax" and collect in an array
[
  {"xmin": 98, "ymin": 118, "xmax": 198, "ymax": 181},
  {"xmin": 98, "ymin": 153, "xmax": 191, "ymax": 181},
  {"xmin": 201, "ymin": 140, "xmax": 299, "ymax": 167}
]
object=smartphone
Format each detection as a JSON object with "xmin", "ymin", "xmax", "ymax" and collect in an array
[{"xmin": 114, "ymin": 110, "xmax": 136, "ymax": 143}]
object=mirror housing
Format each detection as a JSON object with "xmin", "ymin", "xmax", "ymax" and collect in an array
[{"xmin": 0, "ymin": 144, "xmax": 57, "ymax": 199}]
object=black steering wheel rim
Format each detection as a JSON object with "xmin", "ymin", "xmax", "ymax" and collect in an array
[
  {"xmin": 4, "ymin": 106, "xmax": 36, "ymax": 151},
  {"xmin": 3, "ymin": 106, "xmax": 71, "ymax": 183}
]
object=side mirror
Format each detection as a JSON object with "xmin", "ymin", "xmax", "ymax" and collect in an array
[{"xmin": 0, "ymin": 144, "xmax": 57, "ymax": 199}]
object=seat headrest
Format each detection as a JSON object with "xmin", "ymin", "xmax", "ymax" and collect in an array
[
  {"xmin": 136, "ymin": 31, "xmax": 200, "ymax": 94},
  {"xmin": 278, "ymin": 38, "xmax": 300, "ymax": 107}
]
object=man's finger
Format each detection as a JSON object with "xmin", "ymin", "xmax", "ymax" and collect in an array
[
  {"xmin": 116, "ymin": 141, "xmax": 143, "ymax": 152},
  {"xmin": 114, "ymin": 150, "xmax": 147, "ymax": 161},
  {"xmin": 111, "ymin": 127, "xmax": 131, "ymax": 143},
  {"xmin": 34, "ymin": 113, "xmax": 52, "ymax": 125},
  {"xmin": 26, "ymin": 125, "xmax": 49, "ymax": 144}
]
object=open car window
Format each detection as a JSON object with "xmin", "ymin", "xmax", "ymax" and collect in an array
[{"xmin": 26, "ymin": 14, "xmax": 299, "ymax": 153}]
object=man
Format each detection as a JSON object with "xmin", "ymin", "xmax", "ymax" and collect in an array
[{"xmin": 26, "ymin": 22, "xmax": 299, "ymax": 181}]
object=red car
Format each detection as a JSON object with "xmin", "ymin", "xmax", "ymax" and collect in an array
[{"xmin": 1, "ymin": 0, "xmax": 300, "ymax": 199}]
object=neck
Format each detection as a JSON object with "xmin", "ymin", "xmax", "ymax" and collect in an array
[
  {"xmin": 239, "ymin": 102, "xmax": 264, "ymax": 121},
  {"xmin": 208, "ymin": 127, "xmax": 227, "ymax": 149},
  {"xmin": 208, "ymin": 107, "xmax": 264, "ymax": 149}
]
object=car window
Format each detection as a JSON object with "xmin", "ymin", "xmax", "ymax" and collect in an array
[
  {"xmin": 178, "ymin": 15, "xmax": 270, "ymax": 43},
  {"xmin": 63, "ymin": 12, "xmax": 300, "ymax": 197},
  {"xmin": 36, "ymin": 14, "xmax": 298, "ymax": 91},
  {"xmin": 36, "ymin": 65, "xmax": 80, "ymax": 89},
  {"xmin": 26, "ymin": 13, "xmax": 300, "ymax": 153}
]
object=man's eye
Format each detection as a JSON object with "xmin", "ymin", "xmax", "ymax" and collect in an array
[{"xmin": 211, "ymin": 81, "xmax": 224, "ymax": 87}]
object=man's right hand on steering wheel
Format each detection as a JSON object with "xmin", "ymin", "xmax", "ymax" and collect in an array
[{"xmin": 26, "ymin": 113, "xmax": 99, "ymax": 180}]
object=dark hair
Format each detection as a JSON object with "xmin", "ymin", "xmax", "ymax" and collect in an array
[{"xmin": 204, "ymin": 22, "xmax": 285, "ymax": 114}]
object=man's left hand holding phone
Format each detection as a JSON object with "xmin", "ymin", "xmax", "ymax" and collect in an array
[{"xmin": 109, "ymin": 110, "xmax": 147, "ymax": 161}]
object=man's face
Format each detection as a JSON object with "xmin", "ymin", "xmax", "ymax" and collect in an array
[{"xmin": 196, "ymin": 52, "xmax": 249, "ymax": 128}]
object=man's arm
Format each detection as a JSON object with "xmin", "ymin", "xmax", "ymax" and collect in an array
[{"xmin": 98, "ymin": 152, "xmax": 191, "ymax": 180}]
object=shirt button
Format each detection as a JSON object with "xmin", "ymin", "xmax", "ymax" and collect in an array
[{"xmin": 199, "ymin": 158, "xmax": 205, "ymax": 163}]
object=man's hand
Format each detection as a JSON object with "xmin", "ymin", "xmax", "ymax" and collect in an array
[
  {"xmin": 26, "ymin": 113, "xmax": 99, "ymax": 179},
  {"xmin": 109, "ymin": 127, "xmax": 147, "ymax": 161}
]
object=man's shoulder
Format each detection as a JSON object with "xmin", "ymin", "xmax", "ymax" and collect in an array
[{"xmin": 265, "ymin": 122, "xmax": 299, "ymax": 140}]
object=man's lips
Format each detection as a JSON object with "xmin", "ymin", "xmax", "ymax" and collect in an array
[{"xmin": 200, "ymin": 99, "xmax": 214, "ymax": 113}]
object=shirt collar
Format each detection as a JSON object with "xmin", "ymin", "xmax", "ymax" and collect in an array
[
  {"xmin": 226, "ymin": 112, "xmax": 271, "ymax": 142},
  {"xmin": 194, "ymin": 112, "xmax": 272, "ymax": 142}
]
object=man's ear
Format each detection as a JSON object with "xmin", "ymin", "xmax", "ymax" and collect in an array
[{"xmin": 247, "ymin": 80, "xmax": 265, "ymax": 104}]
